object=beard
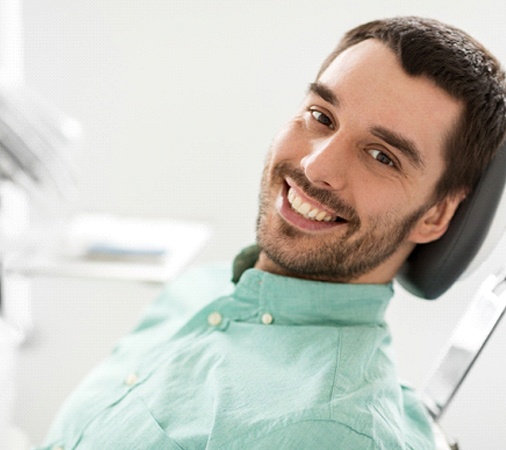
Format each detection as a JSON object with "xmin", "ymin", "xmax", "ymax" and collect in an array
[{"xmin": 256, "ymin": 161, "xmax": 428, "ymax": 283}]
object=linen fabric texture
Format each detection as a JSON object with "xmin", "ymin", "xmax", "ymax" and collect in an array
[{"xmin": 38, "ymin": 252, "xmax": 435, "ymax": 449}]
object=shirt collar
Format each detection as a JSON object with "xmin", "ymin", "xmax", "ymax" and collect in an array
[{"xmin": 231, "ymin": 246, "xmax": 394, "ymax": 327}]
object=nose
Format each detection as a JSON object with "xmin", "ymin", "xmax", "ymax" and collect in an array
[{"xmin": 300, "ymin": 135, "xmax": 349, "ymax": 190}]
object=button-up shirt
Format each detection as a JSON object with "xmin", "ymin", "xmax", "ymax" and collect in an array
[{"xmin": 39, "ymin": 261, "xmax": 434, "ymax": 449}]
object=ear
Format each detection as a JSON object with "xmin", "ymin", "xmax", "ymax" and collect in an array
[{"xmin": 409, "ymin": 191, "xmax": 467, "ymax": 244}]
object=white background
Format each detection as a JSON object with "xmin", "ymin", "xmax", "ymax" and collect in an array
[{"xmin": 11, "ymin": 0, "xmax": 506, "ymax": 448}]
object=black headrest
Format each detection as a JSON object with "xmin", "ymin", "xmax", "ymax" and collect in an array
[{"xmin": 397, "ymin": 140, "xmax": 506, "ymax": 299}]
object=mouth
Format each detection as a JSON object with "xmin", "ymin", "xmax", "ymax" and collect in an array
[
  {"xmin": 276, "ymin": 179, "xmax": 349, "ymax": 231},
  {"xmin": 287, "ymin": 185, "xmax": 347, "ymax": 223}
]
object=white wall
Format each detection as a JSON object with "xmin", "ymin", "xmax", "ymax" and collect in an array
[{"xmin": 12, "ymin": 0, "xmax": 506, "ymax": 448}]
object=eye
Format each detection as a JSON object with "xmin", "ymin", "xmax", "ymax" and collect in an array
[
  {"xmin": 310, "ymin": 108, "xmax": 334, "ymax": 129},
  {"xmin": 367, "ymin": 149, "xmax": 395, "ymax": 167}
]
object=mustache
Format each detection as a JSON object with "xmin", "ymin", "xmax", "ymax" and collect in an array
[{"xmin": 273, "ymin": 162, "xmax": 361, "ymax": 227}]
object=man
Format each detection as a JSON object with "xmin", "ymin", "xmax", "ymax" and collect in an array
[{"xmin": 39, "ymin": 17, "xmax": 506, "ymax": 449}]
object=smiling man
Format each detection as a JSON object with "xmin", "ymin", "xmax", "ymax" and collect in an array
[
  {"xmin": 40, "ymin": 17, "xmax": 506, "ymax": 450},
  {"xmin": 256, "ymin": 38, "xmax": 465, "ymax": 285}
]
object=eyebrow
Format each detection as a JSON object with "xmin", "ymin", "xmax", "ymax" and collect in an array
[
  {"xmin": 370, "ymin": 126, "xmax": 425, "ymax": 170},
  {"xmin": 307, "ymin": 82, "xmax": 339, "ymax": 106}
]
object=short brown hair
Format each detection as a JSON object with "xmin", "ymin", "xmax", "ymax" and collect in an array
[{"xmin": 317, "ymin": 17, "xmax": 506, "ymax": 200}]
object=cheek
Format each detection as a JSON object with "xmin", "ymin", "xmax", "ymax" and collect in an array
[
  {"xmin": 354, "ymin": 182, "xmax": 408, "ymax": 220},
  {"xmin": 269, "ymin": 119, "xmax": 308, "ymax": 160}
]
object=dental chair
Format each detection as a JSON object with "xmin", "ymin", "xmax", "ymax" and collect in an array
[{"xmin": 397, "ymin": 139, "xmax": 506, "ymax": 449}]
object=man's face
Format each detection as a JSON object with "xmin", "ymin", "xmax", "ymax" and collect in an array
[{"xmin": 256, "ymin": 39, "xmax": 463, "ymax": 284}]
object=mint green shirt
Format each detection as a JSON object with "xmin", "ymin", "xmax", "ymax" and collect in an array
[{"xmin": 39, "ymin": 262, "xmax": 435, "ymax": 449}]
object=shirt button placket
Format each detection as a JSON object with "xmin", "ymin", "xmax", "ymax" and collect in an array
[
  {"xmin": 124, "ymin": 373, "xmax": 139, "ymax": 387},
  {"xmin": 261, "ymin": 313, "xmax": 273, "ymax": 325},
  {"xmin": 207, "ymin": 312, "xmax": 223, "ymax": 327}
]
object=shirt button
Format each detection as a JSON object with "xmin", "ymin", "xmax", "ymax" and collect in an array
[
  {"xmin": 124, "ymin": 373, "xmax": 138, "ymax": 386},
  {"xmin": 207, "ymin": 312, "xmax": 223, "ymax": 326},
  {"xmin": 52, "ymin": 446, "xmax": 64, "ymax": 450},
  {"xmin": 261, "ymin": 313, "xmax": 273, "ymax": 325}
]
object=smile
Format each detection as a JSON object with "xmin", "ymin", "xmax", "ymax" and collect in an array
[
  {"xmin": 275, "ymin": 179, "xmax": 349, "ymax": 232},
  {"xmin": 287, "ymin": 187, "xmax": 335, "ymax": 222}
]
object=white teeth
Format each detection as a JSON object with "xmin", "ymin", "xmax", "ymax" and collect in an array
[
  {"xmin": 287, "ymin": 187, "xmax": 335, "ymax": 222},
  {"xmin": 298, "ymin": 202, "xmax": 311, "ymax": 215},
  {"xmin": 307, "ymin": 208, "xmax": 318, "ymax": 218},
  {"xmin": 315, "ymin": 211, "xmax": 327, "ymax": 221}
]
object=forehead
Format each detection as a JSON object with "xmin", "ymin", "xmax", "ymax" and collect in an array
[{"xmin": 316, "ymin": 39, "xmax": 463, "ymax": 172}]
